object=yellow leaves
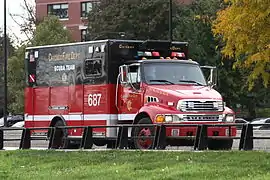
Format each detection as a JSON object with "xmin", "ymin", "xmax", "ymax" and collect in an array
[
  {"xmin": 212, "ymin": 0, "xmax": 270, "ymax": 90},
  {"xmin": 194, "ymin": 15, "xmax": 201, "ymax": 20}
]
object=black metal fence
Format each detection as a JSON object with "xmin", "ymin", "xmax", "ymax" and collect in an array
[{"xmin": 0, "ymin": 123, "xmax": 268, "ymax": 150}]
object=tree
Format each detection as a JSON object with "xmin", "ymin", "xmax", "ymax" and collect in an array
[
  {"xmin": 88, "ymin": 0, "xmax": 179, "ymax": 40},
  {"xmin": 31, "ymin": 16, "xmax": 73, "ymax": 46},
  {"xmin": 7, "ymin": 16, "xmax": 73, "ymax": 114},
  {"xmin": 212, "ymin": 0, "xmax": 270, "ymax": 90},
  {"xmin": 7, "ymin": 46, "xmax": 26, "ymax": 114}
]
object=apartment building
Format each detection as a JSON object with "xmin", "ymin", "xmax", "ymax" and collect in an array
[
  {"xmin": 35, "ymin": 0, "xmax": 193, "ymax": 42},
  {"xmin": 36, "ymin": 0, "xmax": 98, "ymax": 41}
]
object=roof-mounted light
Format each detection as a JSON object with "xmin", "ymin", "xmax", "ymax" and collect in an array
[
  {"xmin": 137, "ymin": 51, "xmax": 144, "ymax": 56},
  {"xmin": 171, "ymin": 52, "xmax": 185, "ymax": 58},
  {"xmin": 137, "ymin": 51, "xmax": 160, "ymax": 58},
  {"xmin": 144, "ymin": 51, "xmax": 152, "ymax": 56},
  {"xmin": 152, "ymin": 51, "xmax": 160, "ymax": 57}
]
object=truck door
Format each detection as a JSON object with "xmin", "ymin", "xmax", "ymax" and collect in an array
[{"xmin": 117, "ymin": 64, "xmax": 144, "ymax": 121}]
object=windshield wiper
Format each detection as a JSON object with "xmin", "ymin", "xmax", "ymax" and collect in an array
[
  {"xmin": 178, "ymin": 80, "xmax": 204, "ymax": 86},
  {"xmin": 149, "ymin": 79, "xmax": 174, "ymax": 85}
]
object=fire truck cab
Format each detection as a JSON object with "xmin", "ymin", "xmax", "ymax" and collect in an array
[{"xmin": 24, "ymin": 39, "xmax": 236, "ymax": 149}]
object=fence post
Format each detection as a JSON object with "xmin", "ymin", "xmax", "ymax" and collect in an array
[
  {"xmin": 0, "ymin": 129, "xmax": 3, "ymax": 150},
  {"xmin": 194, "ymin": 125, "xmax": 202, "ymax": 150},
  {"xmin": 198, "ymin": 125, "xmax": 208, "ymax": 150},
  {"xmin": 80, "ymin": 126, "xmax": 93, "ymax": 149},
  {"xmin": 48, "ymin": 128, "xmax": 55, "ymax": 149},
  {"xmin": 243, "ymin": 123, "xmax": 253, "ymax": 150},
  {"xmin": 48, "ymin": 127, "xmax": 62, "ymax": 149},
  {"xmin": 239, "ymin": 124, "xmax": 247, "ymax": 150},
  {"xmin": 156, "ymin": 124, "xmax": 166, "ymax": 149},
  {"xmin": 19, "ymin": 128, "xmax": 31, "ymax": 149},
  {"xmin": 116, "ymin": 126, "xmax": 123, "ymax": 149},
  {"xmin": 153, "ymin": 125, "xmax": 161, "ymax": 149},
  {"xmin": 116, "ymin": 126, "xmax": 128, "ymax": 149}
]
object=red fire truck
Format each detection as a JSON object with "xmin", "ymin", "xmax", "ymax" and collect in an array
[{"xmin": 24, "ymin": 39, "xmax": 236, "ymax": 149}]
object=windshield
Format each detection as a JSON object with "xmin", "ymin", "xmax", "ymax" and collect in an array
[{"xmin": 143, "ymin": 62, "xmax": 207, "ymax": 85}]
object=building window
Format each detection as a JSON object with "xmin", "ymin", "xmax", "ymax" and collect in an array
[
  {"xmin": 48, "ymin": 3, "xmax": 68, "ymax": 19},
  {"xmin": 81, "ymin": 1, "xmax": 100, "ymax": 18},
  {"xmin": 81, "ymin": 29, "xmax": 89, "ymax": 42},
  {"xmin": 81, "ymin": 2, "xmax": 93, "ymax": 18}
]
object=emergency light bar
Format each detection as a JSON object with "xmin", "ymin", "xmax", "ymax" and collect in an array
[
  {"xmin": 136, "ymin": 51, "xmax": 186, "ymax": 60},
  {"xmin": 137, "ymin": 51, "xmax": 160, "ymax": 57}
]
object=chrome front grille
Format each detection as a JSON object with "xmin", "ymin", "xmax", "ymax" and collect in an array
[
  {"xmin": 178, "ymin": 100, "xmax": 224, "ymax": 112},
  {"xmin": 183, "ymin": 114, "xmax": 222, "ymax": 121}
]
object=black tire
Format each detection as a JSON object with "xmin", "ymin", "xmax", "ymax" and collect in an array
[
  {"xmin": 51, "ymin": 121, "xmax": 79, "ymax": 149},
  {"xmin": 94, "ymin": 141, "xmax": 107, "ymax": 147},
  {"xmin": 132, "ymin": 117, "xmax": 166, "ymax": 150},
  {"xmin": 208, "ymin": 139, "xmax": 233, "ymax": 150}
]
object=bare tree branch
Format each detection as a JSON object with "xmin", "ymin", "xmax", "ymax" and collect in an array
[
  {"xmin": 9, "ymin": 0, "xmax": 36, "ymax": 44},
  {"xmin": 23, "ymin": 0, "xmax": 36, "ymax": 24},
  {"xmin": 8, "ymin": 12, "xmax": 32, "ymax": 42}
]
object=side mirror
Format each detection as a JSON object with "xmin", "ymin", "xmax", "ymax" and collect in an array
[
  {"xmin": 119, "ymin": 65, "xmax": 128, "ymax": 83},
  {"xmin": 201, "ymin": 65, "xmax": 217, "ymax": 88}
]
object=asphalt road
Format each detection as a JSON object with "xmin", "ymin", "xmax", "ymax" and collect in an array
[{"xmin": 3, "ymin": 130, "xmax": 270, "ymax": 151}]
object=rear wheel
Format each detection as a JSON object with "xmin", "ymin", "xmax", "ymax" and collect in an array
[
  {"xmin": 132, "ymin": 118, "xmax": 166, "ymax": 150},
  {"xmin": 51, "ymin": 120, "xmax": 79, "ymax": 149},
  {"xmin": 208, "ymin": 139, "xmax": 233, "ymax": 150}
]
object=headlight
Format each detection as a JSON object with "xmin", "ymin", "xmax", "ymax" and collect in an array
[
  {"xmin": 165, "ymin": 115, "xmax": 173, "ymax": 122},
  {"xmin": 165, "ymin": 115, "xmax": 182, "ymax": 122},
  {"xmin": 155, "ymin": 114, "xmax": 182, "ymax": 123},
  {"xmin": 225, "ymin": 115, "xmax": 235, "ymax": 122}
]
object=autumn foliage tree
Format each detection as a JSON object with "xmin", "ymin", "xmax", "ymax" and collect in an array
[{"xmin": 212, "ymin": 0, "xmax": 270, "ymax": 90}]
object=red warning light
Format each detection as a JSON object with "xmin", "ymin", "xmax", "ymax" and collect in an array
[
  {"xmin": 152, "ymin": 52, "xmax": 160, "ymax": 57},
  {"xmin": 178, "ymin": 52, "xmax": 185, "ymax": 58},
  {"xmin": 171, "ymin": 52, "xmax": 185, "ymax": 58},
  {"xmin": 171, "ymin": 52, "xmax": 178, "ymax": 57}
]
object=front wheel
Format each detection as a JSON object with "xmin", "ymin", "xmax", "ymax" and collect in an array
[{"xmin": 131, "ymin": 118, "xmax": 166, "ymax": 150}]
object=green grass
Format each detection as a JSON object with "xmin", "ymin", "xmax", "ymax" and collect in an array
[{"xmin": 0, "ymin": 150, "xmax": 270, "ymax": 180}]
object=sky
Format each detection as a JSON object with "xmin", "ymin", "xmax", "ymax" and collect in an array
[{"xmin": 0, "ymin": 0, "xmax": 35, "ymax": 44}]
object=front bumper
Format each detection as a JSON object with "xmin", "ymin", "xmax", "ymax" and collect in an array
[
  {"xmin": 165, "ymin": 124, "xmax": 237, "ymax": 137},
  {"xmin": 154, "ymin": 113, "xmax": 236, "ymax": 137}
]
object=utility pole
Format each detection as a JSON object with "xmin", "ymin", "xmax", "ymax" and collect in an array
[
  {"xmin": 169, "ymin": 0, "xmax": 173, "ymax": 42},
  {"xmin": 3, "ymin": 0, "xmax": 8, "ymax": 127}
]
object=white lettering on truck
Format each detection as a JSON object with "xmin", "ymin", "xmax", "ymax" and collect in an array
[
  {"xmin": 54, "ymin": 65, "xmax": 75, "ymax": 72},
  {"xmin": 88, "ymin": 93, "xmax": 102, "ymax": 106}
]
